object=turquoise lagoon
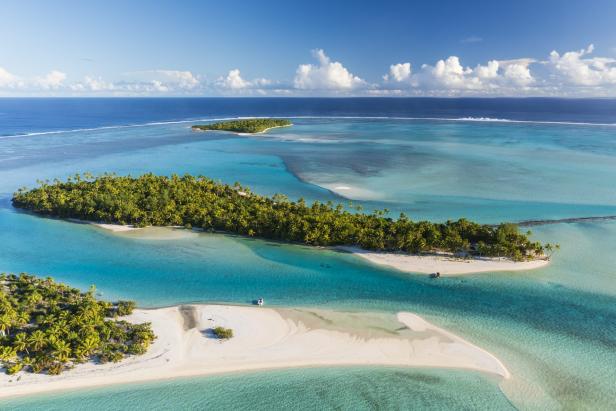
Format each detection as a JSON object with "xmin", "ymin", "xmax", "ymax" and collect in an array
[
  {"xmin": 2, "ymin": 368, "xmax": 514, "ymax": 410},
  {"xmin": 1, "ymin": 117, "xmax": 615, "ymax": 409}
]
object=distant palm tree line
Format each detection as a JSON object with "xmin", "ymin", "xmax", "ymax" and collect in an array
[
  {"xmin": 191, "ymin": 118, "xmax": 292, "ymax": 133},
  {"xmin": 0, "ymin": 273, "xmax": 154, "ymax": 375},
  {"xmin": 12, "ymin": 173, "xmax": 550, "ymax": 260}
]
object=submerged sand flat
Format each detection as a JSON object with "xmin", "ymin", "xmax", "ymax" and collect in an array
[
  {"xmin": 0, "ymin": 305, "xmax": 509, "ymax": 399},
  {"xmin": 88, "ymin": 223, "xmax": 547, "ymax": 275},
  {"xmin": 339, "ymin": 246, "xmax": 549, "ymax": 275}
]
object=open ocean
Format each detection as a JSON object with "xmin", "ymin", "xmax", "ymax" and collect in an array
[{"xmin": 1, "ymin": 98, "xmax": 615, "ymax": 410}]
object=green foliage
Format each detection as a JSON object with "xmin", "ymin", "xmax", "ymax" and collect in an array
[
  {"xmin": 0, "ymin": 273, "xmax": 155, "ymax": 375},
  {"xmin": 115, "ymin": 301, "xmax": 137, "ymax": 317},
  {"xmin": 12, "ymin": 173, "xmax": 545, "ymax": 260},
  {"xmin": 191, "ymin": 118, "xmax": 292, "ymax": 134},
  {"xmin": 212, "ymin": 326, "xmax": 233, "ymax": 339}
]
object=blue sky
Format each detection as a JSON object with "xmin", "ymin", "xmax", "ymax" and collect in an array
[{"xmin": 2, "ymin": 0, "xmax": 616, "ymax": 96}]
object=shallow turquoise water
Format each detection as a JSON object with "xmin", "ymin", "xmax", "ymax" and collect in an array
[
  {"xmin": 1, "ymin": 118, "xmax": 615, "ymax": 409},
  {"xmin": 1, "ymin": 368, "xmax": 514, "ymax": 411}
]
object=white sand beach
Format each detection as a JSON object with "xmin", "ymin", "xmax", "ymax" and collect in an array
[
  {"xmin": 88, "ymin": 223, "xmax": 548, "ymax": 275},
  {"xmin": 0, "ymin": 305, "xmax": 509, "ymax": 399},
  {"xmin": 339, "ymin": 246, "xmax": 549, "ymax": 275},
  {"xmin": 94, "ymin": 223, "xmax": 139, "ymax": 232},
  {"xmin": 67, "ymin": 218, "xmax": 140, "ymax": 232}
]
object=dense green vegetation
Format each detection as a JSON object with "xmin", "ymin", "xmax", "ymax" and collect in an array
[
  {"xmin": 12, "ymin": 174, "xmax": 549, "ymax": 260},
  {"xmin": 212, "ymin": 327, "xmax": 233, "ymax": 339},
  {"xmin": 191, "ymin": 118, "xmax": 292, "ymax": 133},
  {"xmin": 0, "ymin": 273, "xmax": 155, "ymax": 375}
]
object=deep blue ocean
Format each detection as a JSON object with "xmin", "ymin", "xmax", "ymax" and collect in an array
[
  {"xmin": 0, "ymin": 98, "xmax": 615, "ymax": 410},
  {"xmin": 2, "ymin": 97, "xmax": 616, "ymax": 137}
]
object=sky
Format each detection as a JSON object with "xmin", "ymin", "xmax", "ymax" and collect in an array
[{"xmin": 1, "ymin": 0, "xmax": 616, "ymax": 97}]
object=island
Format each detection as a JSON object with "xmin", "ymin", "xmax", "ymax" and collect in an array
[
  {"xmin": 11, "ymin": 174, "xmax": 553, "ymax": 268},
  {"xmin": 191, "ymin": 118, "xmax": 292, "ymax": 134},
  {"xmin": 1, "ymin": 296, "xmax": 510, "ymax": 399},
  {"xmin": 0, "ymin": 273, "xmax": 154, "ymax": 376}
]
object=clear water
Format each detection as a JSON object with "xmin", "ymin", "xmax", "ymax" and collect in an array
[
  {"xmin": 1, "ymin": 368, "xmax": 514, "ymax": 411},
  {"xmin": 0, "ymin": 98, "xmax": 615, "ymax": 410}
]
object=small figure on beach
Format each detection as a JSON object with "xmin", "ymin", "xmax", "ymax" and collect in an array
[
  {"xmin": 429, "ymin": 272, "xmax": 441, "ymax": 279},
  {"xmin": 256, "ymin": 298, "xmax": 264, "ymax": 306}
]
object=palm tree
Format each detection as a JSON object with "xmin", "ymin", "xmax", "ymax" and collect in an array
[
  {"xmin": 13, "ymin": 332, "xmax": 29, "ymax": 355},
  {"xmin": 28, "ymin": 330, "xmax": 46, "ymax": 351},
  {"xmin": 52, "ymin": 340, "xmax": 71, "ymax": 363},
  {"xmin": 0, "ymin": 346, "xmax": 17, "ymax": 362},
  {"xmin": 0, "ymin": 313, "xmax": 12, "ymax": 337}
]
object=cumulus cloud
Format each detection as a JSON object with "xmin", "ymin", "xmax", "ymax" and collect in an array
[
  {"xmin": 4, "ymin": 45, "xmax": 616, "ymax": 96},
  {"xmin": 499, "ymin": 59, "xmax": 534, "ymax": 86},
  {"xmin": 70, "ymin": 76, "xmax": 115, "ymax": 92},
  {"xmin": 122, "ymin": 70, "xmax": 200, "ymax": 91},
  {"xmin": 67, "ymin": 70, "xmax": 203, "ymax": 95},
  {"xmin": 34, "ymin": 70, "xmax": 67, "ymax": 89},
  {"xmin": 215, "ymin": 69, "xmax": 273, "ymax": 94},
  {"xmin": 153, "ymin": 70, "xmax": 199, "ymax": 90},
  {"xmin": 0, "ymin": 67, "xmax": 65, "ymax": 91},
  {"xmin": 294, "ymin": 49, "xmax": 364, "ymax": 90},
  {"xmin": 217, "ymin": 69, "xmax": 249, "ymax": 89},
  {"xmin": 548, "ymin": 44, "xmax": 616, "ymax": 86},
  {"xmin": 383, "ymin": 63, "xmax": 412, "ymax": 82},
  {"xmin": 0, "ymin": 67, "xmax": 23, "ymax": 89},
  {"xmin": 387, "ymin": 55, "xmax": 536, "ymax": 95}
]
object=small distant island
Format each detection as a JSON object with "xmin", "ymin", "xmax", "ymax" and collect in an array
[
  {"xmin": 12, "ymin": 174, "xmax": 551, "ymax": 261},
  {"xmin": 191, "ymin": 118, "xmax": 292, "ymax": 134},
  {"xmin": 0, "ymin": 273, "xmax": 154, "ymax": 376}
]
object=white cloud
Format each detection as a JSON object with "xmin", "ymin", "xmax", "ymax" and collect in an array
[
  {"xmin": 123, "ymin": 70, "xmax": 200, "ymax": 91},
  {"xmin": 0, "ymin": 67, "xmax": 23, "ymax": 89},
  {"xmin": 215, "ymin": 69, "xmax": 273, "ymax": 94},
  {"xmin": 68, "ymin": 70, "xmax": 202, "ymax": 95},
  {"xmin": 294, "ymin": 49, "xmax": 364, "ymax": 90},
  {"xmin": 217, "ymin": 69, "xmax": 249, "ymax": 89},
  {"xmin": 500, "ymin": 59, "xmax": 534, "ymax": 86},
  {"xmin": 153, "ymin": 70, "xmax": 199, "ymax": 90},
  {"xmin": 4, "ymin": 45, "xmax": 616, "ymax": 96},
  {"xmin": 70, "ymin": 76, "xmax": 115, "ymax": 92},
  {"xmin": 549, "ymin": 44, "xmax": 616, "ymax": 86},
  {"xmin": 34, "ymin": 70, "xmax": 67, "ymax": 89},
  {"xmin": 418, "ymin": 56, "xmax": 482, "ymax": 90},
  {"xmin": 383, "ymin": 63, "xmax": 412, "ymax": 82},
  {"xmin": 403, "ymin": 56, "xmax": 535, "ymax": 94},
  {"xmin": 1, "ymin": 67, "xmax": 66, "ymax": 91}
]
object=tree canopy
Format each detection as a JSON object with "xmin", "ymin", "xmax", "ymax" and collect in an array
[
  {"xmin": 191, "ymin": 118, "xmax": 292, "ymax": 133},
  {"xmin": 12, "ymin": 173, "xmax": 547, "ymax": 260},
  {"xmin": 0, "ymin": 273, "xmax": 154, "ymax": 375}
]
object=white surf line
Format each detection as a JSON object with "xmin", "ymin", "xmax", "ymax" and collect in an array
[
  {"xmin": 1, "ymin": 117, "xmax": 268, "ymax": 140},
  {"xmin": 5, "ymin": 115, "xmax": 616, "ymax": 140}
]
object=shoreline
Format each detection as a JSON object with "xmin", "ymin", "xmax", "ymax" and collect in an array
[
  {"xmin": 236, "ymin": 124, "xmax": 293, "ymax": 135},
  {"xmin": 191, "ymin": 123, "xmax": 292, "ymax": 136},
  {"xmin": 0, "ymin": 304, "xmax": 509, "ymax": 399},
  {"xmin": 337, "ymin": 246, "xmax": 549, "ymax": 275},
  {"xmin": 74, "ymin": 221, "xmax": 548, "ymax": 275}
]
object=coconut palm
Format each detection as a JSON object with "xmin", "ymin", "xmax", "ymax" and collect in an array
[
  {"xmin": 27, "ymin": 330, "xmax": 46, "ymax": 351},
  {"xmin": 13, "ymin": 332, "xmax": 29, "ymax": 354},
  {"xmin": 0, "ymin": 313, "xmax": 13, "ymax": 337},
  {"xmin": 0, "ymin": 273, "xmax": 154, "ymax": 375}
]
